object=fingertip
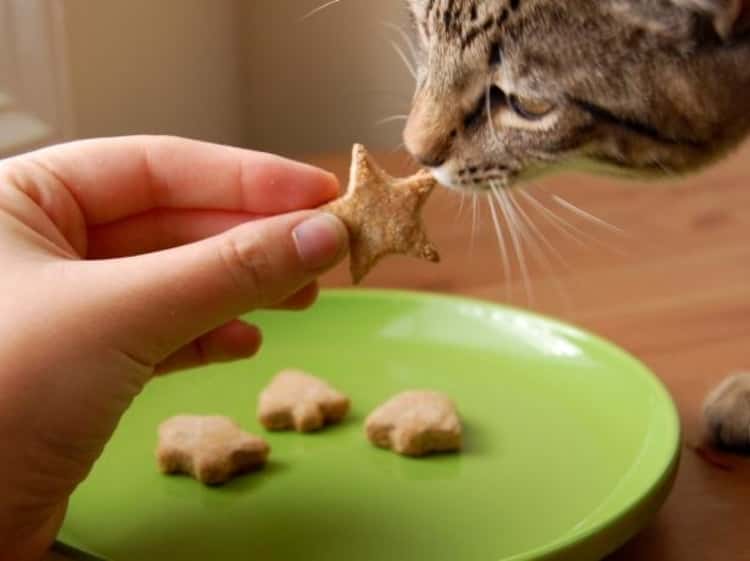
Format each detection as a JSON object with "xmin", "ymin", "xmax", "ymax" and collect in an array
[
  {"xmin": 243, "ymin": 154, "xmax": 341, "ymax": 211},
  {"xmin": 273, "ymin": 282, "xmax": 320, "ymax": 310},
  {"xmin": 292, "ymin": 213, "xmax": 349, "ymax": 272},
  {"xmin": 222, "ymin": 320, "xmax": 263, "ymax": 358},
  {"xmin": 322, "ymin": 170, "xmax": 342, "ymax": 200},
  {"xmin": 287, "ymin": 160, "xmax": 341, "ymax": 202},
  {"xmin": 154, "ymin": 320, "xmax": 263, "ymax": 375},
  {"xmin": 296, "ymin": 282, "xmax": 320, "ymax": 309}
]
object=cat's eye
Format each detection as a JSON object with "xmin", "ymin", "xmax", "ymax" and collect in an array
[{"xmin": 509, "ymin": 95, "xmax": 556, "ymax": 120}]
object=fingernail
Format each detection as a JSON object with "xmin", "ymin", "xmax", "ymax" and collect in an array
[{"xmin": 293, "ymin": 213, "xmax": 348, "ymax": 270}]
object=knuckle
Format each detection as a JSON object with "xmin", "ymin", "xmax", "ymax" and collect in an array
[{"xmin": 219, "ymin": 235, "xmax": 274, "ymax": 297}]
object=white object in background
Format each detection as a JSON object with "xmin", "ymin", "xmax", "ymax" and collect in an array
[{"xmin": 0, "ymin": 0, "xmax": 73, "ymax": 158}]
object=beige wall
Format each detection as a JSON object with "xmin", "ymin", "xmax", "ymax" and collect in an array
[
  {"xmin": 59, "ymin": 0, "xmax": 414, "ymax": 155},
  {"xmin": 240, "ymin": 0, "xmax": 414, "ymax": 156},
  {"xmin": 63, "ymin": 0, "xmax": 247, "ymax": 146}
]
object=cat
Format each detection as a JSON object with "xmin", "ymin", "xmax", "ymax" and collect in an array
[{"xmin": 402, "ymin": 0, "xmax": 750, "ymax": 451}]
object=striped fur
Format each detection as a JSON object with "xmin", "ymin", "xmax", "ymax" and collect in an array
[{"xmin": 403, "ymin": 0, "xmax": 750, "ymax": 190}]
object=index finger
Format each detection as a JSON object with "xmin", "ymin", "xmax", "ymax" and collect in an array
[{"xmin": 23, "ymin": 135, "xmax": 340, "ymax": 226}]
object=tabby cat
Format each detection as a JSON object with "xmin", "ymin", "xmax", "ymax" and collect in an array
[{"xmin": 402, "ymin": 0, "xmax": 750, "ymax": 450}]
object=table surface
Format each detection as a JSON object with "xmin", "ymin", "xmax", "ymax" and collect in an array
[{"xmin": 54, "ymin": 144, "xmax": 750, "ymax": 561}]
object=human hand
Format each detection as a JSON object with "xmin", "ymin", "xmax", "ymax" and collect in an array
[{"xmin": 0, "ymin": 136, "xmax": 348, "ymax": 560}]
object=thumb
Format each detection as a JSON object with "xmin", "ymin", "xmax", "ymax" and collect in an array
[{"xmin": 89, "ymin": 211, "xmax": 348, "ymax": 365}]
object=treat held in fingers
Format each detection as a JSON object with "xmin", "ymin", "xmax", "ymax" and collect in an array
[{"xmin": 323, "ymin": 144, "xmax": 440, "ymax": 284}]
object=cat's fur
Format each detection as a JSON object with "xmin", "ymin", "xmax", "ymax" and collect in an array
[
  {"xmin": 404, "ymin": 0, "xmax": 750, "ymax": 451},
  {"xmin": 403, "ymin": 0, "xmax": 750, "ymax": 190}
]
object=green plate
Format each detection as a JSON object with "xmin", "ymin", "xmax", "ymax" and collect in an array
[{"xmin": 58, "ymin": 290, "xmax": 679, "ymax": 561}]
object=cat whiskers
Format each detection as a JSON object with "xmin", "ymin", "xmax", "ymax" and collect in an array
[
  {"xmin": 301, "ymin": 0, "xmax": 345, "ymax": 21},
  {"xmin": 507, "ymin": 191, "xmax": 572, "ymax": 272},
  {"xmin": 486, "ymin": 185, "xmax": 513, "ymax": 303},
  {"xmin": 382, "ymin": 21, "xmax": 419, "ymax": 71},
  {"xmin": 490, "ymin": 182, "xmax": 535, "ymax": 306},
  {"xmin": 519, "ymin": 189, "xmax": 587, "ymax": 247},
  {"xmin": 507, "ymin": 190, "xmax": 574, "ymax": 314},
  {"xmin": 496, "ymin": 186, "xmax": 535, "ymax": 306},
  {"xmin": 456, "ymin": 189, "xmax": 467, "ymax": 221},
  {"xmin": 539, "ymin": 186, "xmax": 637, "ymax": 249},
  {"xmin": 519, "ymin": 188, "xmax": 629, "ymax": 257},
  {"xmin": 390, "ymin": 40, "xmax": 417, "ymax": 81},
  {"xmin": 376, "ymin": 114, "xmax": 409, "ymax": 127},
  {"xmin": 548, "ymin": 192, "xmax": 627, "ymax": 237},
  {"xmin": 469, "ymin": 193, "xmax": 479, "ymax": 258}
]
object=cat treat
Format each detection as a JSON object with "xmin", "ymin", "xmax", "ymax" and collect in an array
[
  {"xmin": 258, "ymin": 370, "xmax": 350, "ymax": 432},
  {"xmin": 365, "ymin": 390, "xmax": 463, "ymax": 457},
  {"xmin": 323, "ymin": 144, "xmax": 440, "ymax": 284},
  {"xmin": 156, "ymin": 415, "xmax": 270, "ymax": 485}
]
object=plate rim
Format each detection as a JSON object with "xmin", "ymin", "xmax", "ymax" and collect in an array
[{"xmin": 59, "ymin": 288, "xmax": 681, "ymax": 561}]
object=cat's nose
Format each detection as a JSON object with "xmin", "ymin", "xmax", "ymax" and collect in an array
[
  {"xmin": 404, "ymin": 94, "xmax": 458, "ymax": 168},
  {"xmin": 412, "ymin": 148, "xmax": 450, "ymax": 168}
]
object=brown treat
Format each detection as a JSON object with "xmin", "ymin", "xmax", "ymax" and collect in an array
[
  {"xmin": 323, "ymin": 144, "xmax": 440, "ymax": 284},
  {"xmin": 156, "ymin": 415, "xmax": 269, "ymax": 485},
  {"xmin": 258, "ymin": 370, "xmax": 350, "ymax": 432},
  {"xmin": 365, "ymin": 390, "xmax": 463, "ymax": 457}
]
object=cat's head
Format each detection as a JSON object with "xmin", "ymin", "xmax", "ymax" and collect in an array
[{"xmin": 403, "ymin": 0, "xmax": 750, "ymax": 190}]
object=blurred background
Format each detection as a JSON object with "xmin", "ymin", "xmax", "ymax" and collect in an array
[{"xmin": 0, "ymin": 0, "xmax": 415, "ymax": 158}]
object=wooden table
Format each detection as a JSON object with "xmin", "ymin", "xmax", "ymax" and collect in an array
[{"xmin": 54, "ymin": 144, "xmax": 750, "ymax": 560}]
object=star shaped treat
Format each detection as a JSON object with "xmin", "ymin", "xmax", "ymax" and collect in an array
[
  {"xmin": 156, "ymin": 415, "xmax": 270, "ymax": 485},
  {"xmin": 323, "ymin": 144, "xmax": 440, "ymax": 284}
]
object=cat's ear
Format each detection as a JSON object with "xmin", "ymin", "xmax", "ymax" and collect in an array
[{"xmin": 609, "ymin": 0, "xmax": 748, "ymax": 40}]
